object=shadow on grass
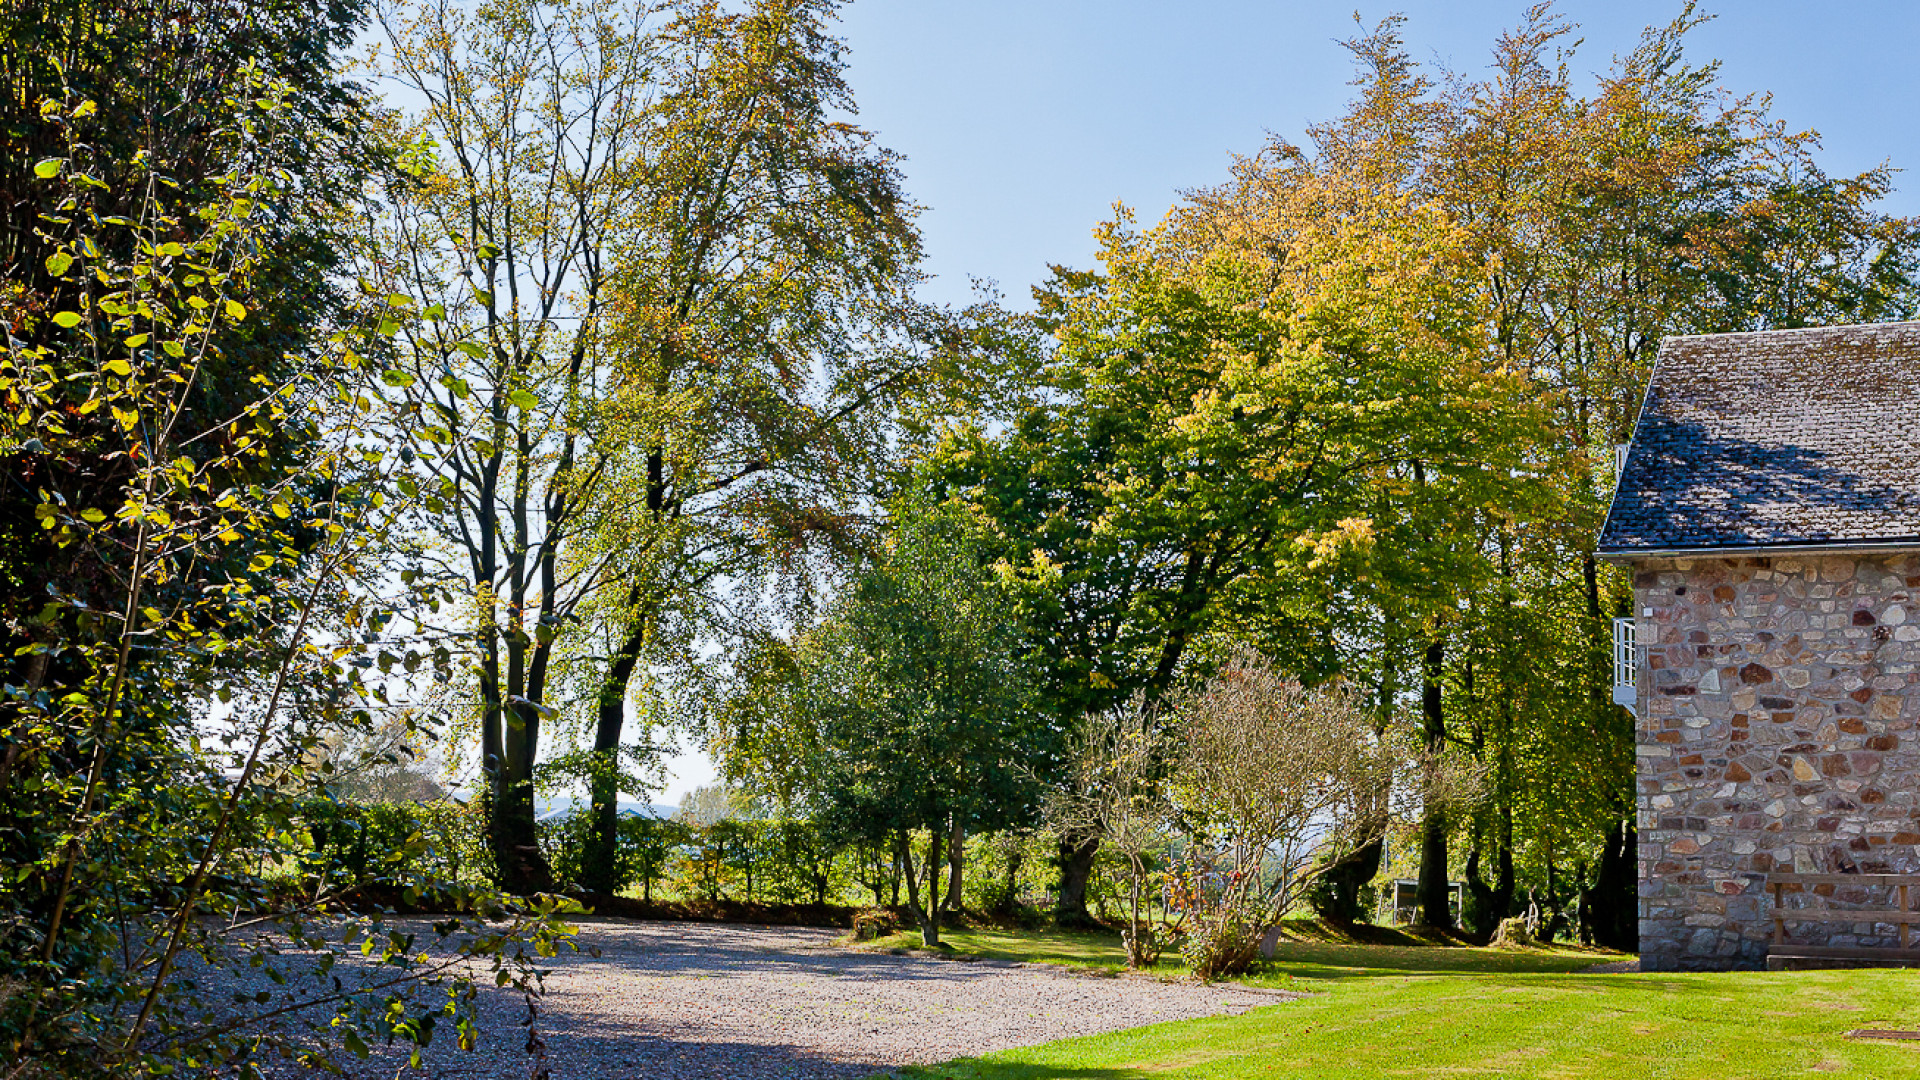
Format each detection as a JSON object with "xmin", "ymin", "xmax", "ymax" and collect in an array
[{"xmin": 1243, "ymin": 946, "xmax": 1626, "ymax": 986}]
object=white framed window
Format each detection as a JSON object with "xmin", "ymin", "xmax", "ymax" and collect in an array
[{"xmin": 1612, "ymin": 616, "xmax": 1637, "ymax": 714}]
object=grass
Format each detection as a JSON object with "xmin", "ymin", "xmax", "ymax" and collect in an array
[
  {"xmin": 868, "ymin": 923, "xmax": 1920, "ymax": 1079},
  {"xmin": 853, "ymin": 925, "xmax": 1138, "ymax": 971}
]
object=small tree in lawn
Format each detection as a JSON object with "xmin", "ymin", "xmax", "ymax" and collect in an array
[
  {"xmin": 1043, "ymin": 698, "xmax": 1181, "ymax": 968},
  {"xmin": 1167, "ymin": 649, "xmax": 1419, "ymax": 980}
]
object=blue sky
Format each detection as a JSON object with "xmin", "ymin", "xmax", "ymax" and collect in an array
[
  {"xmin": 658, "ymin": 0, "xmax": 1919, "ymax": 802},
  {"xmin": 833, "ymin": 0, "xmax": 1920, "ymax": 311}
]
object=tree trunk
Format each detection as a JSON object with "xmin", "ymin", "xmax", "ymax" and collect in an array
[
  {"xmin": 1590, "ymin": 815, "xmax": 1638, "ymax": 951},
  {"xmin": 490, "ymin": 698, "xmax": 553, "ymax": 895},
  {"xmin": 1315, "ymin": 835, "xmax": 1382, "ymax": 924},
  {"xmin": 582, "ymin": 620, "xmax": 647, "ymax": 894},
  {"xmin": 1054, "ymin": 833, "xmax": 1100, "ymax": 927},
  {"xmin": 1575, "ymin": 860, "xmax": 1593, "ymax": 946},
  {"xmin": 1416, "ymin": 638, "xmax": 1452, "ymax": 930},
  {"xmin": 996, "ymin": 838, "xmax": 1025, "ymax": 917},
  {"xmin": 944, "ymin": 821, "xmax": 964, "ymax": 915},
  {"xmin": 1544, "ymin": 848, "xmax": 1568, "ymax": 943},
  {"xmin": 903, "ymin": 827, "xmax": 945, "ymax": 947},
  {"xmin": 1462, "ymin": 824, "xmax": 1496, "ymax": 939},
  {"xmin": 898, "ymin": 831, "xmax": 919, "ymax": 924},
  {"xmin": 925, "ymin": 827, "xmax": 943, "ymax": 946},
  {"xmin": 1494, "ymin": 752, "xmax": 1516, "ymax": 921}
]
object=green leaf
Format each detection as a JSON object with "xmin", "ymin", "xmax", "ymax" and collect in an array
[
  {"xmin": 224, "ymin": 298, "xmax": 247, "ymax": 322},
  {"xmin": 381, "ymin": 368, "xmax": 417, "ymax": 388},
  {"xmin": 157, "ymin": 242, "xmax": 185, "ymax": 257},
  {"xmin": 45, "ymin": 251, "xmax": 72, "ymax": 276},
  {"xmin": 33, "ymin": 159, "xmax": 61, "ymax": 179},
  {"xmin": 507, "ymin": 389, "xmax": 539, "ymax": 410},
  {"xmin": 104, "ymin": 357, "xmax": 131, "ymax": 376},
  {"xmin": 79, "ymin": 508, "xmax": 106, "ymax": 523},
  {"xmin": 51, "ymin": 311, "xmax": 82, "ymax": 328}
]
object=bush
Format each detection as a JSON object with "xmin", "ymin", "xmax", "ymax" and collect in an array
[
  {"xmin": 649, "ymin": 816, "xmax": 849, "ymax": 904},
  {"xmin": 962, "ymin": 831, "xmax": 1054, "ymax": 918},
  {"xmin": 621, "ymin": 816, "xmax": 689, "ymax": 901},
  {"xmin": 1167, "ymin": 865, "xmax": 1262, "ymax": 980},
  {"xmin": 851, "ymin": 907, "xmax": 903, "ymax": 940},
  {"xmin": 1178, "ymin": 910, "xmax": 1264, "ymax": 981},
  {"xmin": 302, "ymin": 797, "xmax": 488, "ymax": 891},
  {"xmin": 1493, "ymin": 915, "xmax": 1534, "ymax": 948}
]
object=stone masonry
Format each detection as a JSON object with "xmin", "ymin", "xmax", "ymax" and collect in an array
[{"xmin": 1635, "ymin": 552, "xmax": 1920, "ymax": 971}]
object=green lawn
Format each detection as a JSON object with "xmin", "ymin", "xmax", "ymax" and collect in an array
[
  {"xmin": 854, "ymin": 925, "xmax": 1140, "ymax": 970},
  {"xmin": 872, "ymin": 926, "xmax": 1920, "ymax": 1079}
]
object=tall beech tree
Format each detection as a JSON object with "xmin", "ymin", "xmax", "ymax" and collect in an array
[
  {"xmin": 564, "ymin": 0, "xmax": 944, "ymax": 894},
  {"xmin": 927, "ymin": 164, "xmax": 1550, "ymax": 920},
  {"xmin": 365, "ymin": 0, "xmax": 940, "ymax": 891},
  {"xmin": 365, "ymin": 0, "xmax": 656, "ymax": 892}
]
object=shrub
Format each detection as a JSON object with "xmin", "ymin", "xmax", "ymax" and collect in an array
[
  {"xmin": 1493, "ymin": 915, "xmax": 1534, "ymax": 948},
  {"xmin": 851, "ymin": 907, "xmax": 902, "ymax": 940},
  {"xmin": 963, "ymin": 831, "xmax": 1054, "ymax": 918}
]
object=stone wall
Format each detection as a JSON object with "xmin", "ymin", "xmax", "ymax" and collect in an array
[{"xmin": 1635, "ymin": 552, "xmax": 1920, "ymax": 970}]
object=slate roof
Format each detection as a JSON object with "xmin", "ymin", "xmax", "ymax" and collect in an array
[{"xmin": 1596, "ymin": 321, "xmax": 1920, "ymax": 556}]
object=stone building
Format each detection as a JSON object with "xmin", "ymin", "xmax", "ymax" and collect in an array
[{"xmin": 1596, "ymin": 321, "xmax": 1920, "ymax": 971}]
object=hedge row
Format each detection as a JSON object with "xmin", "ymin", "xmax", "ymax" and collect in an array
[{"xmin": 299, "ymin": 798, "xmax": 1137, "ymax": 916}]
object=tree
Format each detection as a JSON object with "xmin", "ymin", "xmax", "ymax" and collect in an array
[
  {"xmin": 1151, "ymin": 4, "xmax": 1920, "ymax": 945},
  {"xmin": 363, "ymin": 0, "xmax": 653, "ymax": 893},
  {"xmin": 366, "ymin": 0, "xmax": 950, "ymax": 894},
  {"xmin": 927, "ymin": 140, "xmax": 1547, "ymax": 920},
  {"xmin": 720, "ymin": 498, "xmax": 1049, "ymax": 946},
  {"xmin": 1, "ymin": 39, "xmax": 567, "ymax": 1073},
  {"xmin": 565, "ymin": 0, "xmax": 945, "ymax": 895}
]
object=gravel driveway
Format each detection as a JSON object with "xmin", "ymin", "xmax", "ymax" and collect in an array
[{"xmin": 354, "ymin": 919, "xmax": 1292, "ymax": 1079}]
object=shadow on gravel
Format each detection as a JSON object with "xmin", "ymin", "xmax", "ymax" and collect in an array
[
  {"xmin": 865, "ymin": 1066, "xmax": 1145, "ymax": 1080},
  {"xmin": 535, "ymin": 1028, "xmax": 899, "ymax": 1080},
  {"xmin": 564, "ymin": 920, "xmax": 1048, "ymax": 987}
]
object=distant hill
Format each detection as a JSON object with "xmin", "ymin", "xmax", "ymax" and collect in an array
[{"xmin": 532, "ymin": 795, "xmax": 675, "ymax": 822}]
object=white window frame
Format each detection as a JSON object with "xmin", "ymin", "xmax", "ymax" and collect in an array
[{"xmin": 1612, "ymin": 615, "xmax": 1638, "ymax": 714}]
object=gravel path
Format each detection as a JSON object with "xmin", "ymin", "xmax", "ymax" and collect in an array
[{"xmin": 351, "ymin": 919, "xmax": 1292, "ymax": 1079}]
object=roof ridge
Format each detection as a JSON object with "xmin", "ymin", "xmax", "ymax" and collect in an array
[{"xmin": 1658, "ymin": 319, "xmax": 1920, "ymax": 345}]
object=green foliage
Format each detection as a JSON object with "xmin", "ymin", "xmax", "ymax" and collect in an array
[
  {"xmin": 961, "ymin": 831, "xmax": 1055, "ymax": 918},
  {"xmin": 717, "ymin": 494, "xmax": 1052, "ymax": 941},
  {"xmin": 0, "ymin": 4, "xmax": 576, "ymax": 1071},
  {"xmin": 301, "ymin": 798, "xmax": 491, "ymax": 891}
]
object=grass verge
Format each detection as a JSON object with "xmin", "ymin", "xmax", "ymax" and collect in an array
[
  {"xmin": 869, "ymin": 924, "xmax": 1920, "ymax": 1079},
  {"xmin": 850, "ymin": 925, "xmax": 1136, "ymax": 973}
]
